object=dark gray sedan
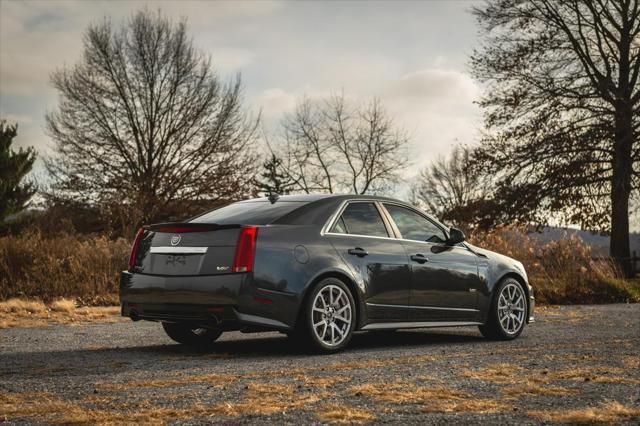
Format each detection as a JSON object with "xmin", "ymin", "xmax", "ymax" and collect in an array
[{"xmin": 121, "ymin": 194, "xmax": 534, "ymax": 353}]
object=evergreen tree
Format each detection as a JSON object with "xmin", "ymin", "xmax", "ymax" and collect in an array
[
  {"xmin": 257, "ymin": 154, "xmax": 293, "ymax": 196},
  {"xmin": 0, "ymin": 121, "xmax": 37, "ymax": 222}
]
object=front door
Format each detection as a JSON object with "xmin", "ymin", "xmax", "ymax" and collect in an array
[
  {"xmin": 325, "ymin": 201, "xmax": 412, "ymax": 321},
  {"xmin": 381, "ymin": 203, "xmax": 480, "ymax": 321}
]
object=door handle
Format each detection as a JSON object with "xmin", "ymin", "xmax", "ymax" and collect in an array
[
  {"xmin": 348, "ymin": 247, "xmax": 368, "ymax": 257},
  {"xmin": 410, "ymin": 254, "xmax": 429, "ymax": 263}
]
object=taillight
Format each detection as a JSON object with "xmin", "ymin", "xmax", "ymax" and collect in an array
[
  {"xmin": 128, "ymin": 228, "xmax": 145, "ymax": 271},
  {"xmin": 233, "ymin": 226, "xmax": 258, "ymax": 273}
]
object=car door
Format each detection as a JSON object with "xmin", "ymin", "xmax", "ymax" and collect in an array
[
  {"xmin": 325, "ymin": 201, "xmax": 412, "ymax": 321},
  {"xmin": 381, "ymin": 203, "xmax": 481, "ymax": 321}
]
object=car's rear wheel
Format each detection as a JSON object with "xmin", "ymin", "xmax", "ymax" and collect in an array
[
  {"xmin": 479, "ymin": 277, "xmax": 527, "ymax": 340},
  {"xmin": 162, "ymin": 322, "xmax": 223, "ymax": 347},
  {"xmin": 298, "ymin": 278, "xmax": 356, "ymax": 353}
]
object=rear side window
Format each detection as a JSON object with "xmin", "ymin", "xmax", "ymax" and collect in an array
[
  {"xmin": 330, "ymin": 202, "xmax": 389, "ymax": 237},
  {"xmin": 384, "ymin": 204, "xmax": 446, "ymax": 243},
  {"xmin": 191, "ymin": 201, "xmax": 307, "ymax": 225}
]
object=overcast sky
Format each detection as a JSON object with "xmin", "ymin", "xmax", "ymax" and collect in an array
[{"xmin": 0, "ymin": 0, "xmax": 482, "ymax": 179}]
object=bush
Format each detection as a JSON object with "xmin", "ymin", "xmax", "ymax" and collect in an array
[
  {"xmin": 0, "ymin": 231, "xmax": 129, "ymax": 305},
  {"xmin": 470, "ymin": 227, "xmax": 639, "ymax": 304}
]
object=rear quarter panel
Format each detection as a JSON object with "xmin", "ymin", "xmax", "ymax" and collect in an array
[{"xmin": 248, "ymin": 224, "xmax": 356, "ymax": 327}]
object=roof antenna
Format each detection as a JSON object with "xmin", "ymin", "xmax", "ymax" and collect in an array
[{"xmin": 267, "ymin": 192, "xmax": 280, "ymax": 204}]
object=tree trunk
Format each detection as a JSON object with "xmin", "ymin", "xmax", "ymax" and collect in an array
[{"xmin": 610, "ymin": 102, "xmax": 634, "ymax": 278}]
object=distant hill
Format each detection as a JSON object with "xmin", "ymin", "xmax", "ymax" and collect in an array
[{"xmin": 528, "ymin": 226, "xmax": 640, "ymax": 256}]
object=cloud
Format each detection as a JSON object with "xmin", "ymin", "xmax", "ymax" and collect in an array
[
  {"xmin": 380, "ymin": 69, "xmax": 482, "ymax": 170},
  {"xmin": 0, "ymin": 0, "xmax": 282, "ymax": 96},
  {"xmin": 385, "ymin": 69, "xmax": 480, "ymax": 106},
  {"xmin": 254, "ymin": 68, "xmax": 482, "ymax": 176}
]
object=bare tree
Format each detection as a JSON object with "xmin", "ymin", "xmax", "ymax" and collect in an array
[
  {"xmin": 275, "ymin": 94, "xmax": 409, "ymax": 195},
  {"xmin": 471, "ymin": 0, "xmax": 640, "ymax": 276},
  {"xmin": 413, "ymin": 144, "xmax": 490, "ymax": 229},
  {"xmin": 46, "ymin": 10, "xmax": 258, "ymax": 227}
]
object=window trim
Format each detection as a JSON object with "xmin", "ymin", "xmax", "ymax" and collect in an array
[
  {"xmin": 380, "ymin": 202, "xmax": 448, "ymax": 244},
  {"xmin": 322, "ymin": 200, "xmax": 396, "ymax": 240},
  {"xmin": 321, "ymin": 198, "xmax": 471, "ymax": 252}
]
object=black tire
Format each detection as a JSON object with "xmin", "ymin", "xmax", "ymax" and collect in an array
[
  {"xmin": 162, "ymin": 322, "xmax": 223, "ymax": 347},
  {"xmin": 296, "ymin": 278, "xmax": 356, "ymax": 353},
  {"xmin": 479, "ymin": 277, "xmax": 527, "ymax": 340}
]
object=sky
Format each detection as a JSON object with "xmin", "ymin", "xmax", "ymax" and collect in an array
[{"xmin": 0, "ymin": 0, "xmax": 483, "ymax": 180}]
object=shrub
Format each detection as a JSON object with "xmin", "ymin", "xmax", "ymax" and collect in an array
[
  {"xmin": 470, "ymin": 227, "xmax": 639, "ymax": 304},
  {"xmin": 0, "ymin": 231, "xmax": 129, "ymax": 305}
]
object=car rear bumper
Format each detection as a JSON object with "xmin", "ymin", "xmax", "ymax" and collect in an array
[{"xmin": 119, "ymin": 271, "xmax": 293, "ymax": 331}]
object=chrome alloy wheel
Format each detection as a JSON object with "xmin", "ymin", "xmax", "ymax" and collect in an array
[
  {"xmin": 311, "ymin": 284, "xmax": 353, "ymax": 347},
  {"xmin": 497, "ymin": 282, "xmax": 526, "ymax": 335}
]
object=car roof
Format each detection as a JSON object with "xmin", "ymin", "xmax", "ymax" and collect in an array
[{"xmin": 239, "ymin": 193, "xmax": 406, "ymax": 204}]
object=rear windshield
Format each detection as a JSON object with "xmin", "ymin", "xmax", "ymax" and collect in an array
[{"xmin": 190, "ymin": 201, "xmax": 308, "ymax": 225}]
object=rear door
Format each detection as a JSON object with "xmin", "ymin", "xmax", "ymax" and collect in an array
[
  {"xmin": 381, "ymin": 203, "xmax": 481, "ymax": 321},
  {"xmin": 325, "ymin": 201, "xmax": 412, "ymax": 321}
]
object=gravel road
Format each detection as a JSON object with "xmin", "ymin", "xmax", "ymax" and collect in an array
[{"xmin": 1, "ymin": 304, "xmax": 639, "ymax": 424}]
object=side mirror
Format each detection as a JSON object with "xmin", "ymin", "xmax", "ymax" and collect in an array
[{"xmin": 446, "ymin": 227, "xmax": 465, "ymax": 245}]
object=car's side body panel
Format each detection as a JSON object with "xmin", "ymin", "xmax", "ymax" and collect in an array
[
  {"xmin": 399, "ymin": 240, "xmax": 481, "ymax": 321},
  {"xmin": 325, "ymin": 233, "xmax": 412, "ymax": 321}
]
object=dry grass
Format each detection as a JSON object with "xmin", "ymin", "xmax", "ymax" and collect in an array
[
  {"xmin": 0, "ymin": 297, "xmax": 122, "ymax": 329},
  {"xmin": 0, "ymin": 390, "xmax": 220, "ymax": 425},
  {"xmin": 0, "ymin": 231, "xmax": 128, "ymax": 304},
  {"xmin": 528, "ymin": 400, "xmax": 640, "ymax": 424},
  {"xmin": 315, "ymin": 404, "xmax": 376, "ymax": 424},
  {"xmin": 471, "ymin": 226, "xmax": 640, "ymax": 304},
  {"xmin": 350, "ymin": 382, "xmax": 468, "ymax": 404},
  {"xmin": 97, "ymin": 373, "xmax": 234, "ymax": 392},
  {"xmin": 503, "ymin": 383, "xmax": 578, "ymax": 397},
  {"xmin": 212, "ymin": 382, "xmax": 327, "ymax": 416},
  {"xmin": 50, "ymin": 298, "xmax": 76, "ymax": 313},
  {"xmin": 350, "ymin": 382, "xmax": 508, "ymax": 415},
  {"xmin": 2, "ymin": 384, "xmax": 327, "ymax": 424},
  {"xmin": 462, "ymin": 362, "xmax": 639, "ymax": 388},
  {"xmin": 294, "ymin": 374, "xmax": 352, "ymax": 389},
  {"xmin": 0, "ymin": 392, "xmax": 74, "ymax": 421},
  {"xmin": 422, "ymin": 398, "xmax": 505, "ymax": 414},
  {"xmin": 541, "ymin": 366, "xmax": 640, "ymax": 385},
  {"xmin": 622, "ymin": 355, "xmax": 640, "ymax": 369}
]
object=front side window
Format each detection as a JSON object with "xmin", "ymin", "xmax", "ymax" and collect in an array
[
  {"xmin": 330, "ymin": 202, "xmax": 389, "ymax": 238},
  {"xmin": 384, "ymin": 204, "xmax": 446, "ymax": 243}
]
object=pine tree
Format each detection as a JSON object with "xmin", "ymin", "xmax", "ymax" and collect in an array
[
  {"xmin": 256, "ymin": 154, "xmax": 293, "ymax": 196},
  {"xmin": 0, "ymin": 121, "xmax": 37, "ymax": 222}
]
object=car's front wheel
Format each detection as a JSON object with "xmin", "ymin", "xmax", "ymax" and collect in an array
[
  {"xmin": 479, "ymin": 277, "xmax": 527, "ymax": 340},
  {"xmin": 298, "ymin": 278, "xmax": 356, "ymax": 353},
  {"xmin": 162, "ymin": 322, "xmax": 222, "ymax": 347}
]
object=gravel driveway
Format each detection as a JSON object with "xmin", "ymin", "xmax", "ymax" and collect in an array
[{"xmin": 1, "ymin": 304, "xmax": 639, "ymax": 424}]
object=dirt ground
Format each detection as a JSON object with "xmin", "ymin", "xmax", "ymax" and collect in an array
[{"xmin": 0, "ymin": 304, "xmax": 638, "ymax": 424}]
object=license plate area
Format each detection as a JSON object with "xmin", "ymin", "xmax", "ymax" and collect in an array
[{"xmin": 150, "ymin": 253, "xmax": 206, "ymax": 275}]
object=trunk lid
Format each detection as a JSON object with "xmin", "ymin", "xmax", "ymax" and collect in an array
[{"xmin": 133, "ymin": 223, "xmax": 242, "ymax": 276}]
